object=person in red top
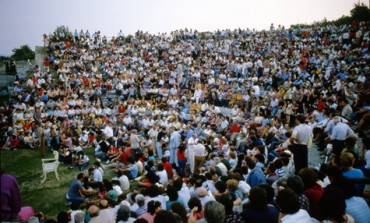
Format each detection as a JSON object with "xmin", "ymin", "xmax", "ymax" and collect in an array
[
  {"xmin": 86, "ymin": 132, "xmax": 96, "ymax": 148},
  {"xmin": 161, "ymin": 157, "xmax": 173, "ymax": 178},
  {"xmin": 298, "ymin": 167, "xmax": 324, "ymax": 220},
  {"xmin": 317, "ymin": 95, "xmax": 326, "ymax": 112},
  {"xmin": 106, "ymin": 145, "xmax": 119, "ymax": 163},
  {"xmin": 177, "ymin": 144, "xmax": 187, "ymax": 177},
  {"xmin": 226, "ymin": 121, "xmax": 241, "ymax": 140},
  {"xmin": 8, "ymin": 135, "xmax": 20, "ymax": 151},
  {"xmin": 118, "ymin": 106, "xmax": 126, "ymax": 114},
  {"xmin": 43, "ymin": 58, "xmax": 50, "ymax": 72}
]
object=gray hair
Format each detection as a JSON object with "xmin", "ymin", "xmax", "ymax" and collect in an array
[
  {"xmin": 204, "ymin": 201, "xmax": 225, "ymax": 223},
  {"xmin": 333, "ymin": 116, "xmax": 341, "ymax": 123}
]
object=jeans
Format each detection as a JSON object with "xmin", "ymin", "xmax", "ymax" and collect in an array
[
  {"xmin": 156, "ymin": 142, "xmax": 162, "ymax": 159},
  {"xmin": 72, "ymin": 161, "xmax": 89, "ymax": 170},
  {"xmin": 95, "ymin": 150, "xmax": 107, "ymax": 161},
  {"xmin": 178, "ymin": 160, "xmax": 187, "ymax": 177},
  {"xmin": 169, "ymin": 146, "xmax": 178, "ymax": 166}
]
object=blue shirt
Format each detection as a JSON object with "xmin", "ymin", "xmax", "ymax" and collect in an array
[
  {"xmin": 331, "ymin": 122, "xmax": 354, "ymax": 140},
  {"xmin": 247, "ymin": 167, "xmax": 266, "ymax": 188},
  {"xmin": 186, "ymin": 129, "xmax": 194, "ymax": 140},
  {"xmin": 343, "ymin": 169, "xmax": 365, "ymax": 194},
  {"xmin": 128, "ymin": 163, "xmax": 139, "ymax": 179},
  {"xmin": 345, "ymin": 196, "xmax": 370, "ymax": 223},
  {"xmin": 67, "ymin": 179, "xmax": 83, "ymax": 199}
]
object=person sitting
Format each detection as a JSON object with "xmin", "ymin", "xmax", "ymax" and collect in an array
[
  {"xmin": 242, "ymin": 186, "xmax": 279, "ymax": 223},
  {"xmin": 67, "ymin": 173, "xmax": 97, "ymax": 206},
  {"xmin": 276, "ymin": 188, "xmax": 312, "ymax": 223},
  {"xmin": 188, "ymin": 200, "xmax": 225, "ymax": 223},
  {"xmin": 115, "ymin": 157, "xmax": 138, "ymax": 180},
  {"xmin": 69, "ymin": 151, "xmax": 90, "ymax": 171}
]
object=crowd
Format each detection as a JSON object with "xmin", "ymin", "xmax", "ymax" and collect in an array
[{"xmin": 1, "ymin": 21, "xmax": 370, "ymax": 223}]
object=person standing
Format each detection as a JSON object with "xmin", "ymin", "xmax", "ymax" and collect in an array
[
  {"xmin": 187, "ymin": 134, "xmax": 199, "ymax": 173},
  {"xmin": 130, "ymin": 130, "xmax": 141, "ymax": 159},
  {"xmin": 169, "ymin": 127, "xmax": 181, "ymax": 167},
  {"xmin": 290, "ymin": 115, "xmax": 313, "ymax": 174},
  {"xmin": 156, "ymin": 127, "xmax": 167, "ymax": 159},
  {"xmin": 36, "ymin": 123, "xmax": 45, "ymax": 158},
  {"xmin": 193, "ymin": 140, "xmax": 206, "ymax": 174}
]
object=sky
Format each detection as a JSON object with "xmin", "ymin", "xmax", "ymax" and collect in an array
[{"xmin": 0, "ymin": 0, "xmax": 364, "ymax": 56}]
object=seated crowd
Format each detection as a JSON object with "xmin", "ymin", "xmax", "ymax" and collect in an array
[{"xmin": 1, "ymin": 22, "xmax": 370, "ymax": 223}]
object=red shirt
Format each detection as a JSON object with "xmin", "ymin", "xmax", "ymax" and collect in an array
[
  {"xmin": 163, "ymin": 161, "xmax": 173, "ymax": 178},
  {"xmin": 10, "ymin": 138, "xmax": 20, "ymax": 148},
  {"xmin": 317, "ymin": 101, "xmax": 326, "ymax": 112},
  {"xmin": 119, "ymin": 152, "xmax": 127, "ymax": 165},
  {"xmin": 124, "ymin": 147, "xmax": 132, "ymax": 159},
  {"xmin": 177, "ymin": 150, "xmax": 186, "ymax": 161},
  {"xmin": 304, "ymin": 184, "xmax": 324, "ymax": 219},
  {"xmin": 228, "ymin": 123, "xmax": 241, "ymax": 133}
]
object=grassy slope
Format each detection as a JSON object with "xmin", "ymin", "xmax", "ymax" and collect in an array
[{"xmin": 0, "ymin": 147, "xmax": 112, "ymax": 219}]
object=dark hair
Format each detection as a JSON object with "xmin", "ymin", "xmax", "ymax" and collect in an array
[
  {"xmin": 320, "ymin": 186, "xmax": 346, "ymax": 220},
  {"xmin": 245, "ymin": 156, "xmax": 256, "ymax": 169},
  {"xmin": 148, "ymin": 200, "xmax": 162, "ymax": 215},
  {"xmin": 246, "ymin": 186, "xmax": 268, "ymax": 211},
  {"xmin": 173, "ymin": 178, "xmax": 183, "ymax": 191},
  {"xmin": 287, "ymin": 175, "xmax": 305, "ymax": 195},
  {"xmin": 77, "ymin": 173, "xmax": 84, "ymax": 180},
  {"xmin": 258, "ymin": 184, "xmax": 275, "ymax": 205},
  {"xmin": 57, "ymin": 211, "xmax": 68, "ymax": 223},
  {"xmin": 296, "ymin": 114, "xmax": 306, "ymax": 123},
  {"xmin": 188, "ymin": 197, "xmax": 202, "ymax": 213},
  {"xmin": 218, "ymin": 193, "xmax": 234, "ymax": 214},
  {"xmin": 254, "ymin": 154, "xmax": 265, "ymax": 164},
  {"xmin": 276, "ymin": 188, "xmax": 300, "ymax": 214},
  {"xmin": 298, "ymin": 168, "xmax": 318, "ymax": 189},
  {"xmin": 170, "ymin": 202, "xmax": 187, "ymax": 223},
  {"xmin": 166, "ymin": 185, "xmax": 179, "ymax": 202},
  {"xmin": 157, "ymin": 163, "xmax": 164, "ymax": 171},
  {"xmin": 147, "ymin": 185, "xmax": 160, "ymax": 198},
  {"xmin": 215, "ymin": 181, "xmax": 227, "ymax": 193},
  {"xmin": 154, "ymin": 210, "xmax": 177, "ymax": 223}
]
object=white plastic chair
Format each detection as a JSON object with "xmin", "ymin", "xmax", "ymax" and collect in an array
[{"xmin": 40, "ymin": 150, "xmax": 60, "ymax": 183}]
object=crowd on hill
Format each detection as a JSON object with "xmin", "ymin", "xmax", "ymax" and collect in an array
[{"xmin": 1, "ymin": 21, "xmax": 370, "ymax": 223}]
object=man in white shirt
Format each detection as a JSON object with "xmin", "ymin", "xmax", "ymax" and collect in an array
[
  {"xmin": 290, "ymin": 115, "xmax": 313, "ymax": 174},
  {"xmin": 188, "ymin": 134, "xmax": 199, "ymax": 173},
  {"xmin": 193, "ymin": 140, "xmax": 206, "ymax": 174},
  {"xmin": 329, "ymin": 116, "xmax": 355, "ymax": 162}
]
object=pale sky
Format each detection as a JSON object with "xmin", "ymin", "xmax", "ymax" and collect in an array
[{"xmin": 0, "ymin": 0, "xmax": 363, "ymax": 56}]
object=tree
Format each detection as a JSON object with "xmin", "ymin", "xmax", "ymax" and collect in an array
[
  {"xmin": 51, "ymin": 25, "xmax": 73, "ymax": 41},
  {"xmin": 350, "ymin": 3, "xmax": 370, "ymax": 22},
  {"xmin": 11, "ymin": 45, "xmax": 35, "ymax": 61}
]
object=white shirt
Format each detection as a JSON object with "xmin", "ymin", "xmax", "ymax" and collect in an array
[
  {"xmin": 93, "ymin": 169, "xmax": 103, "ymax": 182},
  {"xmin": 156, "ymin": 170, "xmax": 168, "ymax": 184},
  {"xmin": 119, "ymin": 175, "xmax": 130, "ymax": 191},
  {"xmin": 281, "ymin": 209, "xmax": 312, "ymax": 223},
  {"xmin": 331, "ymin": 122, "xmax": 354, "ymax": 141},
  {"xmin": 217, "ymin": 162, "xmax": 228, "ymax": 176},
  {"xmin": 103, "ymin": 126, "xmax": 114, "ymax": 138},
  {"xmin": 292, "ymin": 124, "xmax": 313, "ymax": 145}
]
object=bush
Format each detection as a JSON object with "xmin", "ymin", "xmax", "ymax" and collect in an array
[{"xmin": 11, "ymin": 45, "xmax": 35, "ymax": 61}]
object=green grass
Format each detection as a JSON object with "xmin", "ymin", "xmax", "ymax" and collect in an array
[{"xmin": 0, "ymin": 147, "xmax": 114, "ymax": 220}]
